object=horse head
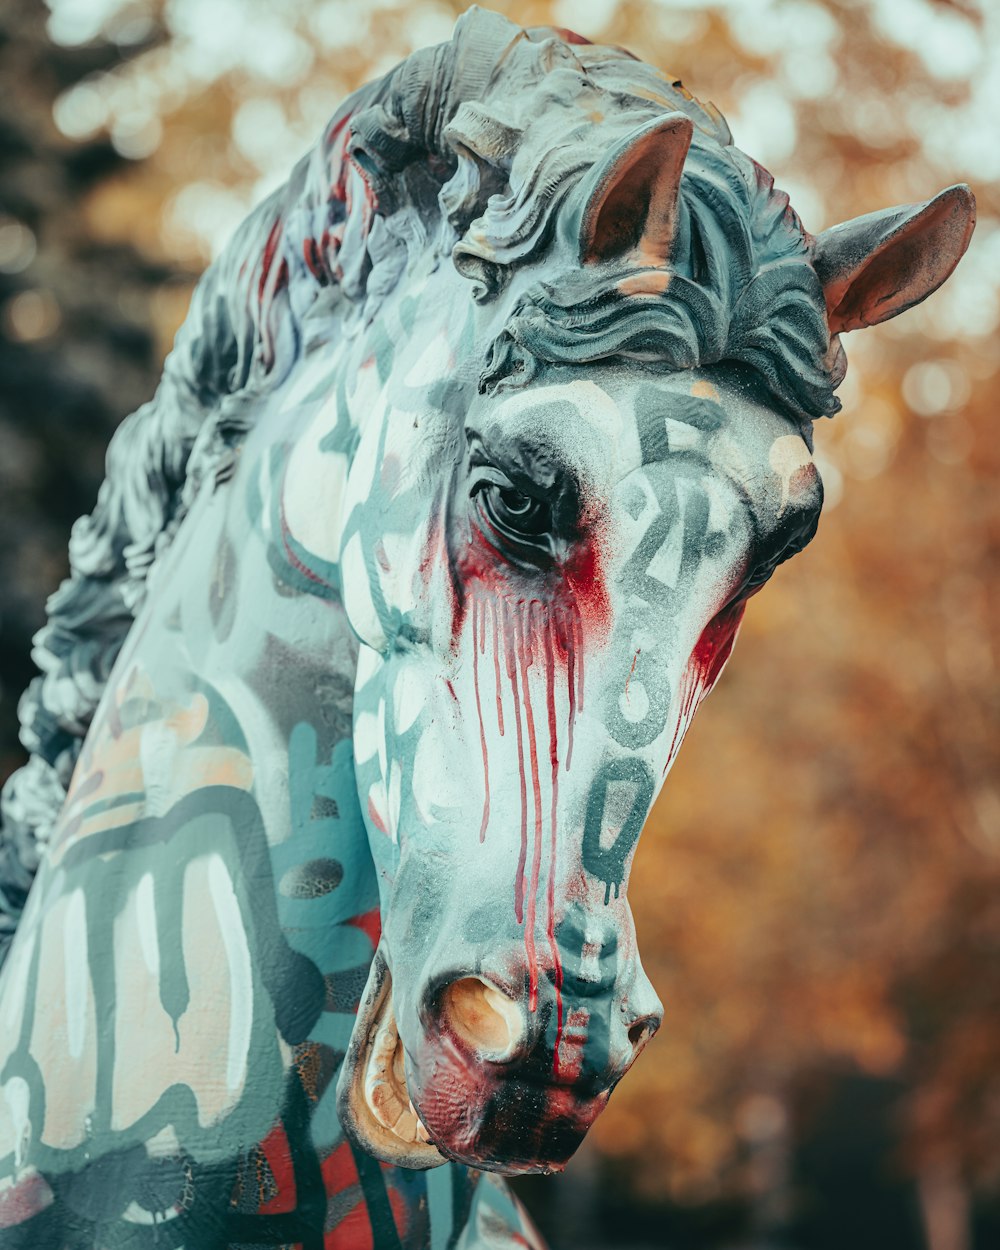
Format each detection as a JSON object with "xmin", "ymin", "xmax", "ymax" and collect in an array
[{"xmin": 267, "ymin": 12, "xmax": 973, "ymax": 1177}]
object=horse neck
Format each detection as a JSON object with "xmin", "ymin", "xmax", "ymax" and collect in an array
[
  {"xmin": 57, "ymin": 258, "xmax": 467, "ymax": 943},
  {"xmin": 47, "ymin": 311, "xmax": 383, "ymax": 938}
]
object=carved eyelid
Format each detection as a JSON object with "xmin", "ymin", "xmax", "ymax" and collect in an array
[
  {"xmin": 470, "ymin": 465, "xmax": 519, "ymax": 494},
  {"xmin": 467, "ymin": 437, "xmax": 560, "ymax": 501}
]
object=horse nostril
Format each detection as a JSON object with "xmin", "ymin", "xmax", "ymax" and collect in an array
[
  {"xmin": 627, "ymin": 1017, "xmax": 657, "ymax": 1052},
  {"xmin": 439, "ymin": 977, "xmax": 524, "ymax": 1060}
]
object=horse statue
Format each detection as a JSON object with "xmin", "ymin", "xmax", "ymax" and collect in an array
[{"xmin": 0, "ymin": 8, "xmax": 974, "ymax": 1247}]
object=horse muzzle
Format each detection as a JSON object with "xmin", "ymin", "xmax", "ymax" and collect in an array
[{"xmin": 336, "ymin": 942, "xmax": 661, "ymax": 1174}]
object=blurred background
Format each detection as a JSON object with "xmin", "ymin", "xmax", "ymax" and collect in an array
[{"xmin": 0, "ymin": 0, "xmax": 997, "ymax": 1246}]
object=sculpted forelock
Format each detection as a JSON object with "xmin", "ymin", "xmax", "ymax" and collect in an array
[{"xmin": 0, "ymin": 7, "xmax": 974, "ymax": 1248}]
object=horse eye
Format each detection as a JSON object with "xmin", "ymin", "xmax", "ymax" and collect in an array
[{"xmin": 481, "ymin": 483, "xmax": 552, "ymax": 541}]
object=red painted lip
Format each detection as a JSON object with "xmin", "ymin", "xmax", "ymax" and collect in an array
[
  {"xmin": 433, "ymin": 1018, "xmax": 612, "ymax": 1093},
  {"xmin": 408, "ymin": 1052, "xmax": 612, "ymax": 1175}
]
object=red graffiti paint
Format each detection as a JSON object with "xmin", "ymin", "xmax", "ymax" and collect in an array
[
  {"xmin": 0, "ymin": 1170, "xmax": 53, "ymax": 1228},
  {"xmin": 303, "ymin": 234, "xmax": 328, "ymax": 284},
  {"xmin": 297, "ymin": 114, "xmax": 375, "ymax": 294},
  {"xmin": 565, "ymin": 610, "xmax": 578, "ymax": 772},
  {"xmin": 417, "ymin": 513, "xmax": 443, "ymax": 595},
  {"xmin": 490, "ymin": 597, "xmax": 505, "ymax": 735},
  {"xmin": 322, "ymin": 1140, "xmax": 356, "ymax": 1194},
  {"xmin": 691, "ymin": 596, "xmax": 746, "ymax": 687},
  {"xmin": 468, "ymin": 589, "xmax": 579, "ymax": 1072},
  {"xmin": 665, "ymin": 596, "xmax": 747, "ymax": 775},
  {"xmin": 517, "ymin": 604, "xmax": 545, "ymax": 1013},
  {"xmin": 259, "ymin": 217, "xmax": 285, "ymax": 304},
  {"xmin": 562, "ymin": 525, "xmax": 611, "ymax": 640},
  {"xmin": 302, "ymin": 217, "xmax": 344, "ymax": 287},
  {"xmin": 471, "ymin": 598, "xmax": 490, "ymax": 843},
  {"xmin": 325, "ymin": 114, "xmax": 353, "ymax": 203},
  {"xmin": 543, "ymin": 621, "xmax": 564, "ymax": 1077},
  {"xmin": 256, "ymin": 215, "xmax": 290, "ymax": 371},
  {"xmin": 553, "ymin": 1006, "xmax": 590, "ymax": 1084},
  {"xmin": 326, "ymin": 1200, "xmax": 372, "ymax": 1250},
  {"xmin": 504, "ymin": 599, "xmax": 529, "ymax": 927},
  {"xmin": 257, "ymin": 1121, "xmax": 297, "ymax": 1214},
  {"xmin": 450, "ymin": 493, "xmax": 609, "ymax": 644},
  {"xmin": 625, "ymin": 647, "xmax": 641, "ymax": 702},
  {"xmin": 345, "ymin": 907, "xmax": 382, "ymax": 952},
  {"xmin": 452, "ymin": 513, "xmax": 604, "ymax": 1070},
  {"xmin": 322, "ymin": 1142, "xmax": 373, "ymax": 1250},
  {"xmin": 366, "ymin": 792, "xmax": 389, "ymax": 836}
]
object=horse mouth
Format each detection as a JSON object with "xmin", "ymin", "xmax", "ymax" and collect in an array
[
  {"xmin": 337, "ymin": 946, "xmax": 613, "ymax": 1176},
  {"xmin": 336, "ymin": 948, "xmax": 447, "ymax": 1170}
]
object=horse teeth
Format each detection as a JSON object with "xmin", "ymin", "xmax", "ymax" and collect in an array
[
  {"xmin": 394, "ymin": 1109, "xmax": 418, "ymax": 1140},
  {"xmin": 366, "ymin": 1077, "xmax": 406, "ymax": 1128},
  {"xmin": 374, "ymin": 1022, "xmax": 396, "ymax": 1053}
]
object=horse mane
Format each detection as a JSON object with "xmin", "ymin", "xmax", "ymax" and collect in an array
[
  {"xmin": 478, "ymin": 149, "xmax": 842, "ymax": 420},
  {"xmin": 0, "ymin": 8, "xmax": 841, "ymax": 957}
]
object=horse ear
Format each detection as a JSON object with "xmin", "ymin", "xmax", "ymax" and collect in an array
[
  {"xmin": 812, "ymin": 184, "xmax": 975, "ymax": 334},
  {"xmin": 579, "ymin": 113, "xmax": 694, "ymax": 266}
]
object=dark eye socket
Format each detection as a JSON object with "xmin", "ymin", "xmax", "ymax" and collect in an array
[{"xmin": 478, "ymin": 482, "xmax": 552, "ymax": 545}]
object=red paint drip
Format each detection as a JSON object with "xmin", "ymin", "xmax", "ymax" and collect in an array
[
  {"xmin": 565, "ymin": 611, "xmax": 577, "ymax": 772},
  {"xmin": 472, "ymin": 598, "xmax": 491, "ymax": 843},
  {"xmin": 518, "ymin": 603, "xmax": 545, "ymax": 1015},
  {"xmin": 625, "ymin": 648, "xmax": 641, "ymax": 703},
  {"xmin": 543, "ymin": 619, "xmax": 564, "ymax": 1077},
  {"xmin": 692, "ymin": 597, "xmax": 746, "ymax": 686},
  {"xmin": 259, "ymin": 217, "xmax": 284, "ymax": 304},
  {"xmin": 664, "ymin": 597, "xmax": 747, "ymax": 776},
  {"xmin": 490, "ymin": 597, "xmax": 505, "ymax": 736},
  {"xmin": 575, "ymin": 611, "xmax": 586, "ymax": 714},
  {"xmin": 506, "ymin": 604, "xmax": 529, "ymax": 926},
  {"xmin": 466, "ymin": 576, "xmax": 583, "ymax": 1064}
]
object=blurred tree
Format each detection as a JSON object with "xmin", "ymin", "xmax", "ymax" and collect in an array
[{"xmin": 0, "ymin": 0, "xmax": 179, "ymax": 782}]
